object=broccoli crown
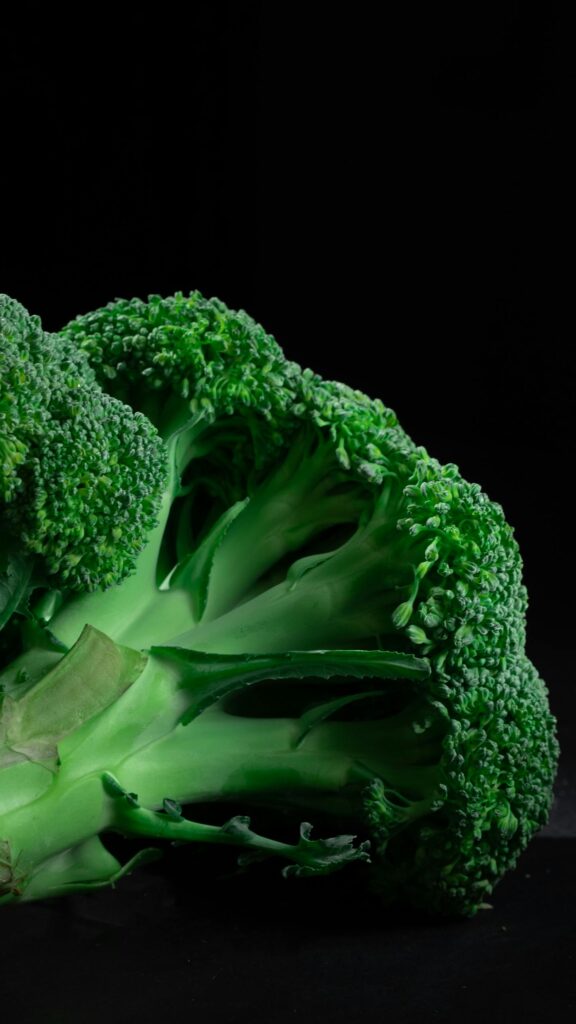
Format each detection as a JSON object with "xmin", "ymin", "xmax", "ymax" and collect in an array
[
  {"xmin": 1, "ymin": 294, "xmax": 91, "ymax": 503},
  {"xmin": 0, "ymin": 290, "xmax": 557, "ymax": 917},
  {"xmin": 358, "ymin": 451, "xmax": 558, "ymax": 913},
  {"xmin": 59, "ymin": 290, "xmax": 301, "ymax": 433},
  {"xmin": 369, "ymin": 653, "xmax": 558, "ymax": 917},
  {"xmin": 59, "ymin": 290, "xmax": 419, "ymax": 462},
  {"xmin": 0, "ymin": 295, "xmax": 168, "ymax": 590},
  {"xmin": 368, "ymin": 453, "xmax": 559, "ymax": 914},
  {"xmin": 55, "ymin": 291, "xmax": 558, "ymax": 915},
  {"xmin": 58, "ymin": 291, "xmax": 418, "ymax": 543}
]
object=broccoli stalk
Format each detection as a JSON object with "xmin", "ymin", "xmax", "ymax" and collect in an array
[{"xmin": 0, "ymin": 625, "xmax": 439, "ymax": 905}]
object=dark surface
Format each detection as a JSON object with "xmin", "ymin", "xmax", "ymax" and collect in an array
[
  {"xmin": 1, "ymin": 5, "xmax": 574, "ymax": 1021},
  {"xmin": 0, "ymin": 832, "xmax": 574, "ymax": 1023}
]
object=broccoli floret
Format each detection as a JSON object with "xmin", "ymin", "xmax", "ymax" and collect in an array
[
  {"xmin": 43, "ymin": 292, "xmax": 416, "ymax": 650},
  {"xmin": 0, "ymin": 291, "xmax": 558, "ymax": 917},
  {"xmin": 0, "ymin": 295, "xmax": 168, "ymax": 599}
]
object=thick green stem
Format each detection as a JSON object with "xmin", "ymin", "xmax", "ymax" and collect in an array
[
  {"xmin": 199, "ymin": 437, "xmax": 368, "ymax": 623},
  {"xmin": 118, "ymin": 706, "xmax": 443, "ymax": 810},
  {"xmin": 0, "ymin": 660, "xmax": 443, "ymax": 899},
  {"xmin": 1, "ymin": 771, "xmax": 115, "ymax": 883},
  {"xmin": 170, "ymin": 563, "xmax": 405, "ymax": 654},
  {"xmin": 117, "ymin": 708, "xmax": 355, "ymax": 807},
  {"xmin": 169, "ymin": 483, "xmax": 415, "ymax": 654},
  {"xmin": 0, "ymin": 707, "xmax": 358, "ymax": 898}
]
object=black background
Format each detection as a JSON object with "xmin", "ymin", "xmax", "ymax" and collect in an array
[{"xmin": 1, "ymin": 5, "xmax": 574, "ymax": 1021}]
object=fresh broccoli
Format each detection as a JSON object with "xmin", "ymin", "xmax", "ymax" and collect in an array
[
  {"xmin": 0, "ymin": 294, "xmax": 167, "ymax": 607},
  {"xmin": 0, "ymin": 290, "xmax": 558, "ymax": 917}
]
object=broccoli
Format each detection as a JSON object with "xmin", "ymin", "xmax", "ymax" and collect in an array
[
  {"xmin": 0, "ymin": 294, "xmax": 167, "ymax": 604},
  {"xmin": 0, "ymin": 290, "xmax": 558, "ymax": 917}
]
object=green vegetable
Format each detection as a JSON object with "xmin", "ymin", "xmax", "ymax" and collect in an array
[
  {"xmin": 0, "ymin": 291, "xmax": 558, "ymax": 916},
  {"xmin": 0, "ymin": 294, "xmax": 167, "ymax": 597}
]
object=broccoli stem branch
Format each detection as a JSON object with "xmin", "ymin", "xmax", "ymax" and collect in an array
[
  {"xmin": 198, "ymin": 435, "xmax": 369, "ymax": 623},
  {"xmin": 43, "ymin": 428, "xmax": 415, "ymax": 655},
  {"xmin": 0, "ymin": 639, "xmax": 444, "ymax": 901}
]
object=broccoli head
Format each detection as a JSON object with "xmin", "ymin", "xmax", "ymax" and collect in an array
[
  {"xmin": 0, "ymin": 294, "xmax": 167, "ymax": 600},
  {"xmin": 0, "ymin": 290, "xmax": 558, "ymax": 917}
]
